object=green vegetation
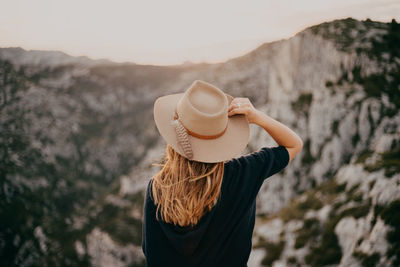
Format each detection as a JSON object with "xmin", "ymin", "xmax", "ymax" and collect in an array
[
  {"xmin": 255, "ymin": 18, "xmax": 400, "ymax": 267},
  {"xmin": 346, "ymin": 183, "xmax": 363, "ymax": 203},
  {"xmin": 314, "ymin": 178, "xmax": 346, "ymax": 195},
  {"xmin": 364, "ymin": 149, "xmax": 400, "ymax": 177},
  {"xmin": 375, "ymin": 200, "xmax": 400, "ymax": 266},
  {"xmin": 312, "ymin": 18, "xmax": 400, "ymax": 110},
  {"xmin": 361, "ymin": 73, "xmax": 384, "ymax": 98},
  {"xmin": 310, "ymin": 18, "xmax": 400, "ymax": 60},
  {"xmin": 353, "ymin": 39, "xmax": 399, "ymax": 109},
  {"xmin": 368, "ymin": 180, "xmax": 376, "ymax": 190},
  {"xmin": 350, "ymin": 66, "xmax": 400, "ymax": 109},
  {"xmin": 349, "ymin": 193, "xmax": 363, "ymax": 203},
  {"xmin": 0, "ymin": 58, "xmax": 149, "ymax": 265},
  {"xmin": 301, "ymin": 140, "xmax": 316, "ymax": 166},
  {"xmin": 271, "ymin": 174, "xmax": 373, "ymax": 266},
  {"xmin": 347, "ymin": 183, "xmax": 360, "ymax": 195},
  {"xmin": 279, "ymin": 192, "xmax": 323, "ymax": 222},
  {"xmin": 352, "ymin": 132, "xmax": 360, "ymax": 147},
  {"xmin": 356, "ymin": 150, "xmax": 373, "ymax": 164},
  {"xmin": 254, "ymin": 237, "xmax": 285, "ymax": 266},
  {"xmin": 332, "ymin": 120, "xmax": 340, "ymax": 136},
  {"xmin": 304, "ymin": 199, "xmax": 371, "ymax": 266},
  {"xmin": 345, "ymin": 87, "xmax": 356, "ymax": 98},
  {"xmin": 96, "ymin": 201, "xmax": 143, "ymax": 246},
  {"xmin": 353, "ymin": 251, "xmax": 380, "ymax": 267},
  {"xmin": 339, "ymin": 199, "xmax": 371, "ymax": 219},
  {"xmin": 326, "ymin": 70, "xmax": 351, "ymax": 94},
  {"xmin": 310, "ymin": 18, "xmax": 361, "ymax": 52},
  {"xmin": 287, "ymin": 256, "xmax": 299, "ymax": 266},
  {"xmin": 325, "ymin": 80, "xmax": 334, "ymax": 87},
  {"xmin": 277, "ymin": 179, "xmax": 346, "ymax": 222},
  {"xmin": 299, "ymin": 194, "xmax": 323, "ymax": 210},
  {"xmin": 305, "ymin": 213, "xmax": 342, "ymax": 266},
  {"xmin": 259, "ymin": 157, "xmax": 383, "ymax": 267},
  {"xmin": 291, "ymin": 93, "xmax": 313, "ymax": 117},
  {"xmin": 294, "ymin": 218, "xmax": 320, "ymax": 249},
  {"xmin": 370, "ymin": 19, "xmax": 400, "ymax": 60}
]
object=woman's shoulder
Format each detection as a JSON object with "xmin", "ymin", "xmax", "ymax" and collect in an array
[
  {"xmin": 145, "ymin": 178, "xmax": 155, "ymax": 203},
  {"xmin": 224, "ymin": 146, "xmax": 273, "ymax": 165},
  {"xmin": 224, "ymin": 146, "xmax": 289, "ymax": 173}
]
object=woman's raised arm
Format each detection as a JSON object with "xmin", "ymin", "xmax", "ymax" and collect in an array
[{"xmin": 228, "ymin": 97, "xmax": 303, "ymax": 161}]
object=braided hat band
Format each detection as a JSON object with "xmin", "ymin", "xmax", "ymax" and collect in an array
[{"xmin": 173, "ymin": 110, "xmax": 228, "ymax": 159}]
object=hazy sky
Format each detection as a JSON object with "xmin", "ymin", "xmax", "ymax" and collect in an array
[{"xmin": 1, "ymin": 0, "xmax": 399, "ymax": 65}]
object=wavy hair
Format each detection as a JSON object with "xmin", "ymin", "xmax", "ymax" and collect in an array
[{"xmin": 151, "ymin": 144, "xmax": 224, "ymax": 227}]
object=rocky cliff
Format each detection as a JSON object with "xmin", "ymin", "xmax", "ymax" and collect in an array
[{"xmin": 0, "ymin": 17, "xmax": 399, "ymax": 266}]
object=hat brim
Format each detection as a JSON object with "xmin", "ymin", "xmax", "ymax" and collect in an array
[{"xmin": 154, "ymin": 93, "xmax": 250, "ymax": 163}]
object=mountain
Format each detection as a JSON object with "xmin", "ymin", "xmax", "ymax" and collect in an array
[
  {"xmin": 0, "ymin": 47, "xmax": 118, "ymax": 69},
  {"xmin": 0, "ymin": 17, "xmax": 399, "ymax": 266}
]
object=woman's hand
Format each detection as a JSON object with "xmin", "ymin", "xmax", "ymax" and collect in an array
[
  {"xmin": 228, "ymin": 97, "xmax": 259, "ymax": 124},
  {"xmin": 228, "ymin": 97, "xmax": 303, "ymax": 161}
]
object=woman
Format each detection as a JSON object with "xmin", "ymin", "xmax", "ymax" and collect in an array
[{"xmin": 142, "ymin": 80, "xmax": 303, "ymax": 267}]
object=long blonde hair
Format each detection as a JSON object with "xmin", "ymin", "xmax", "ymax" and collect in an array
[{"xmin": 151, "ymin": 144, "xmax": 225, "ymax": 227}]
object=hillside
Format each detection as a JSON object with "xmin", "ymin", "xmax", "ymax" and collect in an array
[
  {"xmin": 0, "ymin": 17, "xmax": 399, "ymax": 266},
  {"xmin": 250, "ymin": 135, "xmax": 400, "ymax": 266}
]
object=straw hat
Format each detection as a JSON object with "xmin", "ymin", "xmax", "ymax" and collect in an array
[{"xmin": 153, "ymin": 80, "xmax": 250, "ymax": 163}]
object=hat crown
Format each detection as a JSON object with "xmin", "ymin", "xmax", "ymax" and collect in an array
[{"xmin": 176, "ymin": 80, "xmax": 228, "ymax": 136}]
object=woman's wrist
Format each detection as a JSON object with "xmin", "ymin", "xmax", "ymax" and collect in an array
[{"xmin": 248, "ymin": 109, "xmax": 263, "ymax": 125}]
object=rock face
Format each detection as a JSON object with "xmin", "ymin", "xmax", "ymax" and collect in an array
[
  {"xmin": 1, "ymin": 18, "xmax": 399, "ymax": 266},
  {"xmin": 251, "ymin": 138, "xmax": 400, "ymax": 266}
]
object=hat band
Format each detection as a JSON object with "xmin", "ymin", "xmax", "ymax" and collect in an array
[{"xmin": 174, "ymin": 111, "xmax": 227, "ymax": 140}]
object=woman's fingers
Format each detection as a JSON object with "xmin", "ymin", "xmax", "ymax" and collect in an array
[
  {"xmin": 228, "ymin": 97, "xmax": 258, "ymax": 121},
  {"xmin": 228, "ymin": 103, "xmax": 240, "ymax": 112},
  {"xmin": 228, "ymin": 103, "xmax": 237, "ymax": 113},
  {"xmin": 228, "ymin": 105, "xmax": 247, "ymax": 116},
  {"xmin": 228, "ymin": 108, "xmax": 238, "ymax": 116},
  {"xmin": 228, "ymin": 98, "xmax": 248, "ymax": 116}
]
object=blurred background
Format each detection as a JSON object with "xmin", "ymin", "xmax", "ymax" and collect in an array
[{"xmin": 1, "ymin": 0, "xmax": 399, "ymax": 266}]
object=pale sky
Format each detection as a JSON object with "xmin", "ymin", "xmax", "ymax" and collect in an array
[{"xmin": 1, "ymin": 0, "xmax": 399, "ymax": 65}]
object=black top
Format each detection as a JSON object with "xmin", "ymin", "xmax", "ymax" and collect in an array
[{"xmin": 142, "ymin": 146, "xmax": 289, "ymax": 267}]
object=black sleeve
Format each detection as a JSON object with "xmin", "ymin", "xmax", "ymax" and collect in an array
[
  {"xmin": 141, "ymin": 179, "xmax": 153, "ymax": 257},
  {"xmin": 238, "ymin": 145, "xmax": 289, "ymax": 179},
  {"xmin": 254, "ymin": 145, "xmax": 290, "ymax": 178},
  {"xmin": 223, "ymin": 145, "xmax": 289, "ymax": 207}
]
